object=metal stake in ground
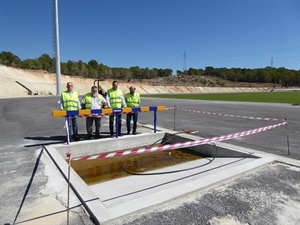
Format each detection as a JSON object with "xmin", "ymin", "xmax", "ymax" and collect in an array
[
  {"xmin": 284, "ymin": 118, "xmax": 290, "ymax": 155},
  {"xmin": 173, "ymin": 105, "xmax": 176, "ymax": 131},
  {"xmin": 65, "ymin": 117, "xmax": 71, "ymax": 225}
]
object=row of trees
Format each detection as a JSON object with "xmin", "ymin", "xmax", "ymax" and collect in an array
[
  {"xmin": 0, "ymin": 51, "xmax": 172, "ymax": 80},
  {"xmin": 1, "ymin": 51, "xmax": 299, "ymax": 86},
  {"xmin": 179, "ymin": 66, "xmax": 300, "ymax": 87}
]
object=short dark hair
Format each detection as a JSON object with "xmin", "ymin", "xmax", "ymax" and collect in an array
[{"xmin": 112, "ymin": 80, "xmax": 118, "ymax": 85}]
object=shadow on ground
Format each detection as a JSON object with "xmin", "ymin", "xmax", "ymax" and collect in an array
[
  {"xmin": 24, "ymin": 136, "xmax": 66, "ymax": 147},
  {"xmin": 23, "ymin": 132, "xmax": 117, "ymax": 147}
]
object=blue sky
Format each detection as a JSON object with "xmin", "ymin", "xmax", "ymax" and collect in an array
[{"xmin": 0, "ymin": 0, "xmax": 299, "ymax": 74}]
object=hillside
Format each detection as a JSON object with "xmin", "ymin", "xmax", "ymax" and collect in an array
[
  {"xmin": 0, "ymin": 65, "xmax": 271, "ymax": 97},
  {"xmin": 147, "ymin": 75, "xmax": 274, "ymax": 88}
]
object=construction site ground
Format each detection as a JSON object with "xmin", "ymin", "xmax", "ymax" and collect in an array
[
  {"xmin": 0, "ymin": 65, "xmax": 299, "ymax": 224},
  {"xmin": 0, "ymin": 65, "xmax": 270, "ymax": 97},
  {"xmin": 0, "ymin": 94, "xmax": 299, "ymax": 224}
]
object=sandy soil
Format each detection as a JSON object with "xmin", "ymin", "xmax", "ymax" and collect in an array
[{"xmin": 0, "ymin": 65, "xmax": 269, "ymax": 97}]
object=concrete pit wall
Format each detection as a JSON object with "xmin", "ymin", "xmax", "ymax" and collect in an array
[
  {"xmin": 45, "ymin": 130, "xmax": 271, "ymax": 224},
  {"xmin": 162, "ymin": 133, "xmax": 259, "ymax": 158}
]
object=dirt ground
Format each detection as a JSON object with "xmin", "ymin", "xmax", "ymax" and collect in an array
[{"xmin": 0, "ymin": 65, "xmax": 270, "ymax": 97}]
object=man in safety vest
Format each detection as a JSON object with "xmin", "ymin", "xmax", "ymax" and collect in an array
[
  {"xmin": 125, "ymin": 86, "xmax": 140, "ymax": 135},
  {"xmin": 81, "ymin": 86, "xmax": 107, "ymax": 139},
  {"xmin": 106, "ymin": 80, "xmax": 126, "ymax": 137},
  {"xmin": 60, "ymin": 82, "xmax": 81, "ymax": 141}
]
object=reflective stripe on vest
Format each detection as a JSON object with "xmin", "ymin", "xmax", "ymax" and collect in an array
[
  {"xmin": 84, "ymin": 93, "xmax": 103, "ymax": 109},
  {"xmin": 62, "ymin": 91, "xmax": 79, "ymax": 110},
  {"xmin": 125, "ymin": 92, "xmax": 140, "ymax": 107},
  {"xmin": 107, "ymin": 88, "xmax": 122, "ymax": 108}
]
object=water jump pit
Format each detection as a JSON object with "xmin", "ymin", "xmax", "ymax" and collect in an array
[{"xmin": 43, "ymin": 129, "xmax": 274, "ymax": 224}]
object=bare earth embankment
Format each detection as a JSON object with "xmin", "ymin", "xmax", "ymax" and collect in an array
[{"xmin": 0, "ymin": 65, "xmax": 270, "ymax": 97}]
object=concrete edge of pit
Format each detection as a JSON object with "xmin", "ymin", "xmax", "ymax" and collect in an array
[
  {"xmin": 44, "ymin": 124, "xmax": 299, "ymax": 224},
  {"xmin": 43, "ymin": 145, "xmax": 112, "ymax": 222}
]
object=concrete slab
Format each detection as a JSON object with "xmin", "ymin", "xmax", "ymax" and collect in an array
[
  {"xmin": 91, "ymin": 157, "xmax": 272, "ymax": 220},
  {"xmin": 44, "ymin": 125, "xmax": 280, "ymax": 224},
  {"xmin": 0, "ymin": 96, "xmax": 298, "ymax": 225},
  {"xmin": 109, "ymin": 162, "xmax": 300, "ymax": 225}
]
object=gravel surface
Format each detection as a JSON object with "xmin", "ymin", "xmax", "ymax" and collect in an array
[
  {"xmin": 109, "ymin": 163, "xmax": 300, "ymax": 225},
  {"xmin": 0, "ymin": 96, "xmax": 299, "ymax": 225}
]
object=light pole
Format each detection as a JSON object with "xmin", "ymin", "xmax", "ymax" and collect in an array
[{"xmin": 54, "ymin": 0, "xmax": 61, "ymax": 95}]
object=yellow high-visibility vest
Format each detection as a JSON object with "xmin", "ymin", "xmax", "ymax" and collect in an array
[
  {"xmin": 61, "ymin": 91, "xmax": 79, "ymax": 110},
  {"xmin": 107, "ymin": 88, "xmax": 122, "ymax": 108},
  {"xmin": 125, "ymin": 92, "xmax": 140, "ymax": 107},
  {"xmin": 84, "ymin": 93, "xmax": 104, "ymax": 109}
]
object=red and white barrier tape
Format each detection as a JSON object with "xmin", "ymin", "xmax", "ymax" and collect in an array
[
  {"xmin": 65, "ymin": 117, "xmax": 72, "ymax": 225},
  {"xmin": 167, "ymin": 106, "xmax": 280, "ymax": 121},
  {"xmin": 77, "ymin": 114, "xmax": 103, "ymax": 118},
  {"xmin": 73, "ymin": 120, "xmax": 287, "ymax": 161},
  {"xmin": 165, "ymin": 107, "xmax": 174, "ymax": 110},
  {"xmin": 71, "ymin": 113, "xmax": 127, "ymax": 119}
]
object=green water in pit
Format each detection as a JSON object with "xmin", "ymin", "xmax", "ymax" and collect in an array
[{"xmin": 71, "ymin": 148, "xmax": 204, "ymax": 185}]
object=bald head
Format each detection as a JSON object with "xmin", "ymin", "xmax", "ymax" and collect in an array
[{"xmin": 66, "ymin": 82, "xmax": 73, "ymax": 92}]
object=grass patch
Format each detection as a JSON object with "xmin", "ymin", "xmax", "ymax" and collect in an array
[{"xmin": 142, "ymin": 92, "xmax": 300, "ymax": 104}]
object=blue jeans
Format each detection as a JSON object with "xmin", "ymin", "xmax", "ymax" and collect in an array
[
  {"xmin": 67, "ymin": 117, "xmax": 78, "ymax": 138},
  {"xmin": 126, "ymin": 113, "xmax": 138, "ymax": 133}
]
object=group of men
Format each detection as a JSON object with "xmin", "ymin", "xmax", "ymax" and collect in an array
[{"xmin": 60, "ymin": 80, "xmax": 140, "ymax": 141}]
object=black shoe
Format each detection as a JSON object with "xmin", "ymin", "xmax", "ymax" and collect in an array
[
  {"xmin": 132, "ymin": 131, "xmax": 137, "ymax": 135},
  {"xmin": 127, "ymin": 131, "xmax": 130, "ymax": 135},
  {"xmin": 74, "ymin": 135, "xmax": 80, "ymax": 141},
  {"xmin": 95, "ymin": 134, "xmax": 100, "ymax": 139},
  {"xmin": 118, "ymin": 133, "xmax": 123, "ymax": 137},
  {"xmin": 110, "ymin": 134, "xmax": 114, "ymax": 138},
  {"xmin": 87, "ymin": 135, "xmax": 92, "ymax": 140}
]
